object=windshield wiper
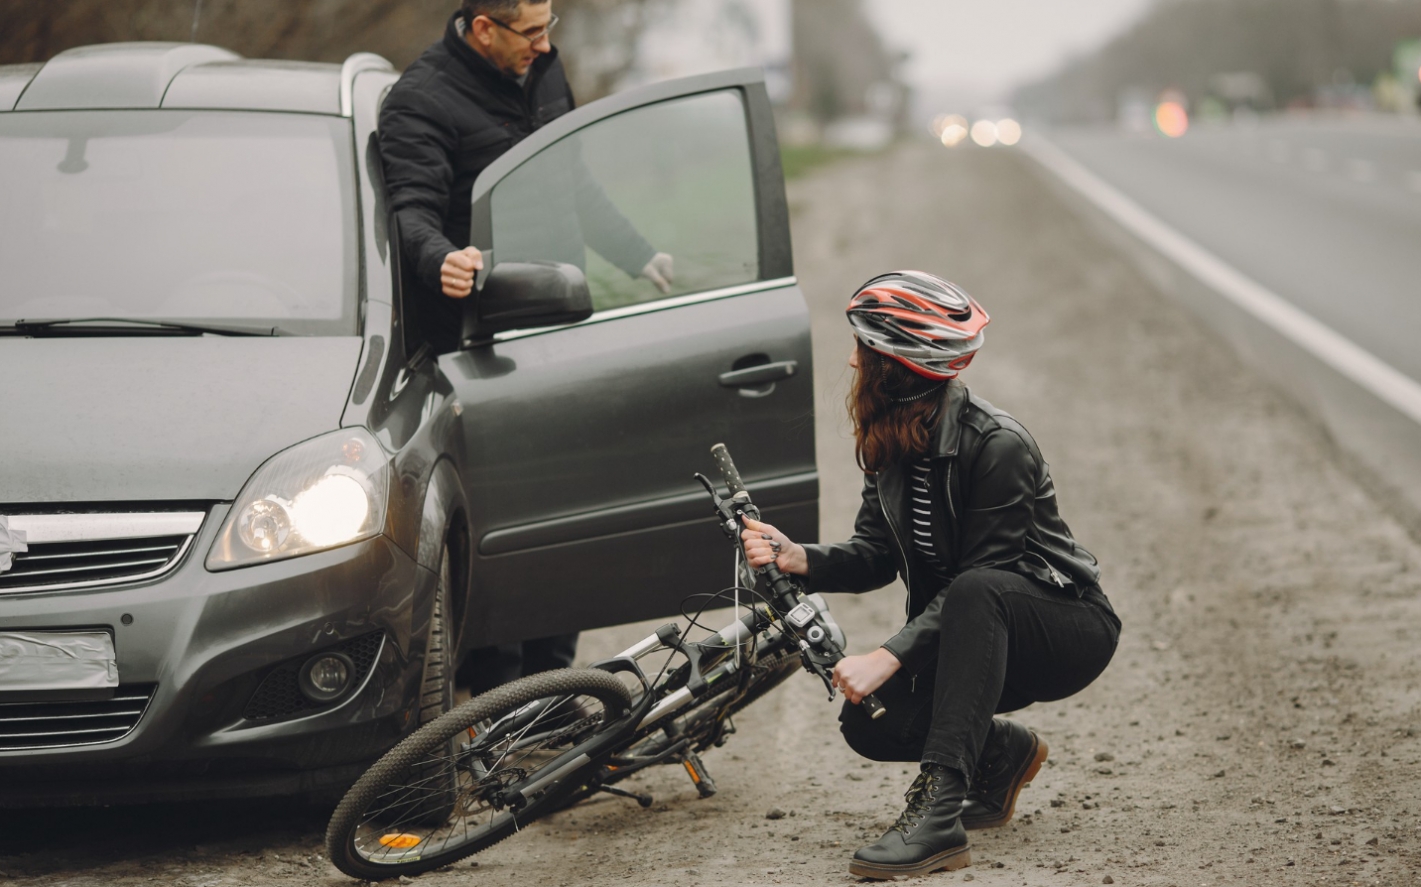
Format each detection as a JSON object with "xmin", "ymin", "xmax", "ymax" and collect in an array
[{"xmin": 4, "ymin": 317, "xmax": 291, "ymax": 337}]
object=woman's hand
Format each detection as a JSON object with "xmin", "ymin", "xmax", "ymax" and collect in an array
[
  {"xmin": 832, "ymin": 648, "xmax": 901, "ymax": 704},
  {"xmin": 739, "ymin": 517, "xmax": 808, "ymax": 575}
]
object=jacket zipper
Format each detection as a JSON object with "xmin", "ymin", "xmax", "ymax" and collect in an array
[
  {"xmin": 1023, "ymin": 551, "xmax": 1068, "ymax": 587},
  {"xmin": 879, "ymin": 491, "xmax": 913, "ymax": 619}
]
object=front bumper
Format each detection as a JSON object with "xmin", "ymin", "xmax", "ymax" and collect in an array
[{"xmin": 0, "ymin": 505, "xmax": 439, "ymax": 806}]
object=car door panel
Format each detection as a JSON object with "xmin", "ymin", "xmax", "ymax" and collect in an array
[{"xmin": 448, "ymin": 283, "xmax": 815, "ymax": 645}]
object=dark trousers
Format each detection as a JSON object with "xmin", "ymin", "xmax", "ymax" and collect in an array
[
  {"xmin": 839, "ymin": 568, "xmax": 1119, "ymax": 778},
  {"xmin": 456, "ymin": 632, "xmax": 579, "ymax": 697}
]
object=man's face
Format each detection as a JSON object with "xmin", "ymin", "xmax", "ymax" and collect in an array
[{"xmin": 468, "ymin": 2, "xmax": 554, "ymax": 78}]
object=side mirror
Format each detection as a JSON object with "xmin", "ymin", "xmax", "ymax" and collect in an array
[{"xmin": 462, "ymin": 261, "xmax": 593, "ymax": 346}]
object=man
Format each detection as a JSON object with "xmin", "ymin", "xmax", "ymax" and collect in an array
[
  {"xmin": 379, "ymin": 0, "xmax": 672, "ymax": 350},
  {"xmin": 379, "ymin": 0, "xmax": 670, "ymax": 695}
]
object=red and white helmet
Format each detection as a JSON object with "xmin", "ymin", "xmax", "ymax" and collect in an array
[{"xmin": 846, "ymin": 271, "xmax": 990, "ymax": 380}]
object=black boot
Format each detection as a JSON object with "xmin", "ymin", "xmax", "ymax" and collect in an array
[
  {"xmin": 849, "ymin": 763, "xmax": 971, "ymax": 880},
  {"xmin": 961, "ymin": 718, "xmax": 1048, "ymax": 830}
]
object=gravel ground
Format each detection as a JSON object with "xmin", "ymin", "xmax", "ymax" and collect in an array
[{"xmin": 6, "ymin": 142, "xmax": 1421, "ymax": 887}]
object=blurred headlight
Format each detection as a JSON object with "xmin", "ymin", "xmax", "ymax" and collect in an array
[{"xmin": 207, "ymin": 428, "xmax": 389, "ymax": 570}]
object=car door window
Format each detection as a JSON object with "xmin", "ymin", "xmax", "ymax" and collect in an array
[{"xmin": 490, "ymin": 89, "xmax": 758, "ymax": 312}]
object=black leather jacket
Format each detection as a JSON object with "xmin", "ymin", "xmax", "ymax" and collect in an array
[{"xmin": 801, "ymin": 381, "xmax": 1102, "ymax": 676}]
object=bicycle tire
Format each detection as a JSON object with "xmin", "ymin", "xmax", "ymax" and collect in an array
[{"xmin": 326, "ymin": 668, "xmax": 632, "ymax": 880}]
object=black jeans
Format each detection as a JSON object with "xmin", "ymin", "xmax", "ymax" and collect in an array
[
  {"xmin": 839, "ymin": 568, "xmax": 1119, "ymax": 777},
  {"xmin": 456, "ymin": 632, "xmax": 579, "ymax": 697}
]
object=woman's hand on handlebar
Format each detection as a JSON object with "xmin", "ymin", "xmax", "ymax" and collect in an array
[
  {"xmin": 739, "ymin": 517, "xmax": 809, "ymax": 575},
  {"xmin": 832, "ymin": 648, "xmax": 901, "ymax": 705}
]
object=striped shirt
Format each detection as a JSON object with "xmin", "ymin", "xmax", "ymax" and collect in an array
[{"xmin": 909, "ymin": 453, "xmax": 953, "ymax": 586}]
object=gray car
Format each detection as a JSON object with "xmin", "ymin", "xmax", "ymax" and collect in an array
[{"xmin": 0, "ymin": 43, "xmax": 817, "ymax": 805}]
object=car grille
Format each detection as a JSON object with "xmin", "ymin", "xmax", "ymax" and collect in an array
[
  {"xmin": 243, "ymin": 632, "xmax": 385, "ymax": 722},
  {"xmin": 0, "ymin": 511, "xmax": 204, "ymax": 594},
  {"xmin": 0, "ymin": 685, "xmax": 156, "ymax": 751}
]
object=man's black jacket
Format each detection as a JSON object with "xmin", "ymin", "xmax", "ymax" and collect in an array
[
  {"xmin": 800, "ymin": 381, "xmax": 1104, "ymax": 676},
  {"xmin": 378, "ymin": 12, "xmax": 654, "ymax": 346}
]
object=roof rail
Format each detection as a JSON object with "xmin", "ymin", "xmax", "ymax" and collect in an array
[{"xmin": 339, "ymin": 53, "xmax": 393, "ymax": 117}]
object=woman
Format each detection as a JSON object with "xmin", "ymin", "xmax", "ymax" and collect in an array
[{"xmin": 742, "ymin": 271, "xmax": 1120, "ymax": 880}]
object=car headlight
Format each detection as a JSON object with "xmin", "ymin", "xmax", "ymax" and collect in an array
[{"xmin": 206, "ymin": 428, "xmax": 390, "ymax": 570}]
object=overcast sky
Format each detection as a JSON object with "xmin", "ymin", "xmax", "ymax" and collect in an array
[{"xmin": 866, "ymin": 0, "xmax": 1157, "ymax": 116}]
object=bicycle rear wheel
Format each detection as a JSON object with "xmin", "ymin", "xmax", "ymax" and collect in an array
[{"xmin": 326, "ymin": 668, "xmax": 632, "ymax": 880}]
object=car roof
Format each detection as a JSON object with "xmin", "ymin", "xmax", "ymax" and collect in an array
[{"xmin": 0, "ymin": 42, "xmax": 391, "ymax": 117}]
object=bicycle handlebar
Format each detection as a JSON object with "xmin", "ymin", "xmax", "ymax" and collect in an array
[
  {"xmin": 708, "ymin": 443, "xmax": 886, "ymax": 721},
  {"xmin": 710, "ymin": 443, "xmax": 748, "ymax": 499}
]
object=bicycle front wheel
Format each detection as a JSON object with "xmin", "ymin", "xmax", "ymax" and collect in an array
[{"xmin": 326, "ymin": 668, "xmax": 633, "ymax": 880}]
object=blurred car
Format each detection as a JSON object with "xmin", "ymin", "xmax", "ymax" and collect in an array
[{"xmin": 0, "ymin": 43, "xmax": 817, "ymax": 805}]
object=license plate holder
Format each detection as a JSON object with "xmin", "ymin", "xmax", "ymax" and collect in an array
[{"xmin": 0, "ymin": 630, "xmax": 119, "ymax": 702}]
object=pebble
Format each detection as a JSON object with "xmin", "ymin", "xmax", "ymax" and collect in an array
[
  {"xmin": 766, "ymin": 808, "xmax": 787, "ymax": 820},
  {"xmin": 1290, "ymin": 738, "xmax": 1307, "ymax": 750},
  {"xmin": 1213, "ymin": 769, "xmax": 1227, "ymax": 778},
  {"xmin": 1094, "ymin": 751, "xmax": 1115, "ymax": 762},
  {"xmin": 1103, "ymin": 877, "xmax": 1115, "ymax": 884},
  {"xmin": 962, "ymin": 875, "xmax": 974, "ymax": 881}
]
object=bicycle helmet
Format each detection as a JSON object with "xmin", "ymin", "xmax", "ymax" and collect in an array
[{"xmin": 846, "ymin": 270, "xmax": 990, "ymax": 380}]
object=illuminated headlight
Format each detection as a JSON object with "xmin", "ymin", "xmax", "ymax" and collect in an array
[{"xmin": 207, "ymin": 428, "xmax": 389, "ymax": 570}]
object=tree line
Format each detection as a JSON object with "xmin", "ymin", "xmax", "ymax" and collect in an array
[
  {"xmin": 1014, "ymin": 0, "xmax": 1421, "ymax": 122},
  {"xmin": 0, "ymin": 0, "xmax": 653, "ymax": 102}
]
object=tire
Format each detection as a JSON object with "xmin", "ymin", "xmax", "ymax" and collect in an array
[
  {"xmin": 398, "ymin": 543, "xmax": 458, "ymax": 824},
  {"xmin": 326, "ymin": 668, "xmax": 632, "ymax": 881},
  {"xmin": 419, "ymin": 544, "xmax": 457, "ymax": 725}
]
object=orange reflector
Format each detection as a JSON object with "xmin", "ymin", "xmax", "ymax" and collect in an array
[
  {"xmin": 379, "ymin": 833, "xmax": 422, "ymax": 849},
  {"xmin": 683, "ymin": 760, "xmax": 701, "ymax": 783}
]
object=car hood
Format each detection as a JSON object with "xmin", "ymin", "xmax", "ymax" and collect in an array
[{"xmin": 1, "ymin": 337, "xmax": 365, "ymax": 503}]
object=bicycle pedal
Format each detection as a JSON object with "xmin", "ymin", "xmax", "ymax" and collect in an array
[{"xmin": 681, "ymin": 751, "xmax": 718, "ymax": 798}]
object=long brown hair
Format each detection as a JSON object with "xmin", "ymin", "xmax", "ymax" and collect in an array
[{"xmin": 849, "ymin": 340, "xmax": 945, "ymax": 473}]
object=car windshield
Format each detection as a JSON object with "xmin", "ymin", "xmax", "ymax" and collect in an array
[{"xmin": 0, "ymin": 110, "xmax": 357, "ymax": 336}]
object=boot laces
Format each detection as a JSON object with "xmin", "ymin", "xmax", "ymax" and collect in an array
[{"xmin": 891, "ymin": 769, "xmax": 941, "ymax": 836}]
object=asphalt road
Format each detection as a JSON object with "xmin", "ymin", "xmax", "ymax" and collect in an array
[
  {"xmin": 6, "ymin": 141, "xmax": 1421, "ymax": 887},
  {"xmin": 1048, "ymin": 116, "xmax": 1421, "ymax": 384}
]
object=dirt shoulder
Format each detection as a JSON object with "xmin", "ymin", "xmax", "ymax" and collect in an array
[{"xmin": 5, "ymin": 142, "xmax": 1420, "ymax": 887}]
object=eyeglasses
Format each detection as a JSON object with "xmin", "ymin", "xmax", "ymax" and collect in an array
[{"xmin": 484, "ymin": 12, "xmax": 559, "ymax": 44}]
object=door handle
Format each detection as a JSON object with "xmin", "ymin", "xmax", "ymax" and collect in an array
[{"xmin": 718, "ymin": 360, "xmax": 798, "ymax": 388}]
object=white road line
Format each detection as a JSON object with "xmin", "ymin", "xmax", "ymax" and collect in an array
[
  {"xmin": 1023, "ymin": 134, "xmax": 1421, "ymax": 428},
  {"xmin": 1407, "ymin": 171, "xmax": 1421, "ymax": 194}
]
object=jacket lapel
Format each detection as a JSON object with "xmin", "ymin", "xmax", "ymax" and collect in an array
[{"xmin": 931, "ymin": 380, "xmax": 969, "ymax": 458}]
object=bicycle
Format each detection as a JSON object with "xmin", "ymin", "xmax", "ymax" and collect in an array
[{"xmin": 324, "ymin": 443, "xmax": 886, "ymax": 880}]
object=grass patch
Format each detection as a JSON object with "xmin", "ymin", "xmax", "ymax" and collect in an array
[{"xmin": 779, "ymin": 144, "xmax": 864, "ymax": 180}]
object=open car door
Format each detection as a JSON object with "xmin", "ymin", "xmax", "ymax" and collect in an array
[{"xmin": 443, "ymin": 68, "xmax": 817, "ymax": 646}]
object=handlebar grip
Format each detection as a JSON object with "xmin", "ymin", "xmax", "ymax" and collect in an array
[
  {"xmin": 710, "ymin": 443, "xmax": 748, "ymax": 498},
  {"xmin": 861, "ymin": 693, "xmax": 887, "ymax": 720}
]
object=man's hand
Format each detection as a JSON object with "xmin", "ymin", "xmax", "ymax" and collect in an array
[
  {"xmin": 832, "ymin": 648, "xmax": 901, "ymax": 705},
  {"xmin": 440, "ymin": 247, "xmax": 484, "ymax": 298},
  {"xmin": 640, "ymin": 252, "xmax": 674, "ymax": 295}
]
